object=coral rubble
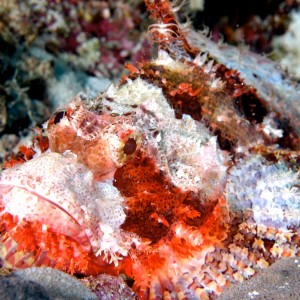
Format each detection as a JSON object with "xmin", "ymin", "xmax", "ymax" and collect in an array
[
  {"xmin": 0, "ymin": 0, "xmax": 150, "ymax": 78},
  {"xmin": 0, "ymin": 0, "xmax": 150, "ymax": 164},
  {"xmin": 0, "ymin": 0, "xmax": 300, "ymax": 299}
]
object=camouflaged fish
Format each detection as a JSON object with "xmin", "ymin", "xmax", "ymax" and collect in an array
[{"xmin": 0, "ymin": 1, "xmax": 300, "ymax": 299}]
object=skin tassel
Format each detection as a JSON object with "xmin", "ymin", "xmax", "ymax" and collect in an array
[{"xmin": 1, "ymin": 1, "xmax": 300, "ymax": 299}]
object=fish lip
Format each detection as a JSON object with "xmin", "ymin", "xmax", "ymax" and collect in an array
[{"xmin": 0, "ymin": 183, "xmax": 93, "ymax": 246}]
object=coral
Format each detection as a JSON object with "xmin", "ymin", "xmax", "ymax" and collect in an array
[
  {"xmin": 81, "ymin": 273, "xmax": 136, "ymax": 300},
  {"xmin": 0, "ymin": 0, "xmax": 300, "ymax": 299},
  {"xmin": 0, "ymin": 0, "xmax": 151, "ymax": 78},
  {"xmin": 272, "ymin": 10, "xmax": 300, "ymax": 78},
  {"xmin": 0, "ymin": 0, "xmax": 151, "ymax": 163}
]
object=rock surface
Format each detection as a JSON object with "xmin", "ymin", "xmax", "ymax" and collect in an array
[
  {"xmin": 13, "ymin": 267, "xmax": 97, "ymax": 300},
  {"xmin": 220, "ymin": 258, "xmax": 300, "ymax": 300}
]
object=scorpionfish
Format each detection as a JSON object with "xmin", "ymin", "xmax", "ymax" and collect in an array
[{"xmin": 0, "ymin": 0, "xmax": 300, "ymax": 299}]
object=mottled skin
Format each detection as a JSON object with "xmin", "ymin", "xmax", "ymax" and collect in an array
[
  {"xmin": 47, "ymin": 98, "xmax": 141, "ymax": 181},
  {"xmin": 0, "ymin": 0, "xmax": 300, "ymax": 299}
]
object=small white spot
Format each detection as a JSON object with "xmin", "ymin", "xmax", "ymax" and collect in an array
[
  {"xmin": 248, "ymin": 290, "xmax": 259, "ymax": 298},
  {"xmin": 156, "ymin": 132, "xmax": 162, "ymax": 142}
]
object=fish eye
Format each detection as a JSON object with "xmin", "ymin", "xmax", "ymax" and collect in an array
[
  {"xmin": 123, "ymin": 138, "xmax": 137, "ymax": 155},
  {"xmin": 52, "ymin": 111, "xmax": 66, "ymax": 124},
  {"xmin": 47, "ymin": 111, "xmax": 67, "ymax": 130}
]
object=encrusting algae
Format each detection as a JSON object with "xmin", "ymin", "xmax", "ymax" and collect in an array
[{"xmin": 0, "ymin": 0, "xmax": 300, "ymax": 299}]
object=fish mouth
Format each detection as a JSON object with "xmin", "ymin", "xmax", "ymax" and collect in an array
[{"xmin": 0, "ymin": 184, "xmax": 94, "ymax": 252}]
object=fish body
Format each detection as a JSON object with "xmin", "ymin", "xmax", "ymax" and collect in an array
[{"xmin": 1, "ymin": 1, "xmax": 300, "ymax": 298}]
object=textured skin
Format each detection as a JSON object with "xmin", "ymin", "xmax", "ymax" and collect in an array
[{"xmin": 0, "ymin": 0, "xmax": 300, "ymax": 299}]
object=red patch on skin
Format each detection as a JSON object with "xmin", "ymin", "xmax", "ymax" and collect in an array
[
  {"xmin": 2, "ymin": 158, "xmax": 25, "ymax": 169},
  {"xmin": 114, "ymin": 153, "xmax": 226, "ymax": 244},
  {"xmin": 2, "ymin": 132, "xmax": 49, "ymax": 170},
  {"xmin": 19, "ymin": 146, "xmax": 36, "ymax": 161},
  {"xmin": 0, "ymin": 211, "xmax": 116, "ymax": 276},
  {"xmin": 170, "ymin": 82, "xmax": 202, "ymax": 97}
]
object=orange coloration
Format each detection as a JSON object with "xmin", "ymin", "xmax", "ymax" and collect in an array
[
  {"xmin": 144, "ymin": 0, "xmax": 198, "ymax": 57},
  {"xmin": 170, "ymin": 82, "xmax": 202, "ymax": 97},
  {"xmin": 174, "ymin": 205, "xmax": 201, "ymax": 221},
  {"xmin": 2, "ymin": 133, "xmax": 49, "ymax": 169},
  {"xmin": 33, "ymin": 135, "xmax": 49, "ymax": 152},
  {"xmin": 1, "ymin": 1, "xmax": 299, "ymax": 298},
  {"xmin": 123, "ymin": 59, "xmax": 290, "ymax": 151},
  {"xmin": 150, "ymin": 212, "xmax": 170, "ymax": 227},
  {"xmin": 125, "ymin": 63, "xmax": 140, "ymax": 76},
  {"xmin": 114, "ymin": 153, "xmax": 227, "ymax": 243},
  {"xmin": 19, "ymin": 146, "xmax": 35, "ymax": 160},
  {"xmin": 120, "ymin": 198, "xmax": 229, "ymax": 298},
  {"xmin": 47, "ymin": 109, "xmax": 74, "ymax": 130},
  {"xmin": 113, "ymin": 153, "xmax": 230, "ymax": 297},
  {"xmin": 66, "ymin": 107, "xmax": 73, "ymax": 119},
  {"xmin": 2, "ymin": 158, "xmax": 25, "ymax": 169},
  {"xmin": 145, "ymin": 0, "xmax": 175, "ymax": 24},
  {"xmin": 47, "ymin": 104, "xmax": 140, "ymax": 181},
  {"xmin": 0, "ymin": 211, "xmax": 114, "ymax": 276},
  {"xmin": 114, "ymin": 154, "xmax": 196, "ymax": 242}
]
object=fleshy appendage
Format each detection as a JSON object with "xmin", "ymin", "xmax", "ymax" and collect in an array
[
  {"xmin": 0, "ymin": 152, "xmax": 139, "ymax": 275},
  {"xmin": 47, "ymin": 98, "xmax": 142, "ymax": 181},
  {"xmin": 104, "ymin": 78, "xmax": 230, "ymax": 197},
  {"xmin": 226, "ymin": 154, "xmax": 300, "ymax": 229},
  {"xmin": 113, "ymin": 152, "xmax": 231, "ymax": 299}
]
